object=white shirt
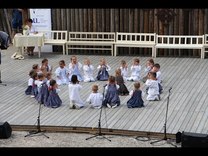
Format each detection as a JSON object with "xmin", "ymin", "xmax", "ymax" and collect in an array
[
  {"xmin": 86, "ymin": 92, "xmax": 103, "ymax": 107},
  {"xmin": 68, "ymin": 83, "xmax": 84, "ymax": 107},
  {"xmin": 55, "ymin": 67, "xmax": 69, "ymax": 85},
  {"xmin": 83, "ymin": 64, "xmax": 94, "ymax": 79},
  {"xmin": 156, "ymin": 70, "xmax": 162, "ymax": 83},
  {"xmin": 97, "ymin": 64, "xmax": 111, "ymax": 71},
  {"xmin": 120, "ymin": 66, "xmax": 128, "ymax": 79},
  {"xmin": 28, "ymin": 78, "xmax": 33, "ymax": 86}
]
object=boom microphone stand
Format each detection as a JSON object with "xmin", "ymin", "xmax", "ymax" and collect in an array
[
  {"xmin": 150, "ymin": 87, "xmax": 176, "ymax": 147},
  {"xmin": 25, "ymin": 101, "xmax": 49, "ymax": 138},
  {"xmin": 85, "ymin": 85, "xmax": 111, "ymax": 142}
]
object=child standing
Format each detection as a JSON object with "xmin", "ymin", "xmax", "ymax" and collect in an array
[
  {"xmin": 45, "ymin": 79, "xmax": 62, "ymax": 108},
  {"xmin": 119, "ymin": 60, "xmax": 128, "ymax": 81},
  {"xmin": 83, "ymin": 58, "xmax": 95, "ymax": 82},
  {"xmin": 55, "ymin": 60, "xmax": 70, "ymax": 85},
  {"xmin": 127, "ymin": 58, "xmax": 141, "ymax": 82},
  {"xmin": 68, "ymin": 75, "xmax": 85, "ymax": 109},
  {"xmin": 97, "ymin": 58, "xmax": 111, "ymax": 81},
  {"xmin": 68, "ymin": 55, "xmax": 83, "ymax": 82},
  {"xmin": 115, "ymin": 68, "xmax": 129, "ymax": 96},
  {"xmin": 127, "ymin": 82, "xmax": 144, "ymax": 108},
  {"xmin": 86, "ymin": 84, "xmax": 103, "ymax": 109},
  {"xmin": 145, "ymin": 72, "xmax": 160, "ymax": 101},
  {"xmin": 102, "ymin": 76, "xmax": 120, "ymax": 108}
]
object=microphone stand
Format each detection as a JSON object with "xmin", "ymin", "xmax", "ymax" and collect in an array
[
  {"xmin": 85, "ymin": 85, "xmax": 111, "ymax": 142},
  {"xmin": 25, "ymin": 101, "xmax": 49, "ymax": 138},
  {"xmin": 150, "ymin": 87, "xmax": 177, "ymax": 147}
]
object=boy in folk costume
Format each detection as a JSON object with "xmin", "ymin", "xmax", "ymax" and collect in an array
[
  {"xmin": 68, "ymin": 75, "xmax": 85, "ymax": 109},
  {"xmin": 145, "ymin": 72, "xmax": 160, "ymax": 101},
  {"xmin": 127, "ymin": 58, "xmax": 141, "ymax": 82},
  {"xmin": 55, "ymin": 60, "xmax": 70, "ymax": 85},
  {"xmin": 86, "ymin": 84, "xmax": 103, "ymax": 109},
  {"xmin": 68, "ymin": 55, "xmax": 83, "ymax": 82},
  {"xmin": 83, "ymin": 58, "xmax": 95, "ymax": 82},
  {"xmin": 119, "ymin": 60, "xmax": 128, "ymax": 81}
]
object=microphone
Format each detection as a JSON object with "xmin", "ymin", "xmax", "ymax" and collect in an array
[
  {"xmin": 169, "ymin": 87, "xmax": 172, "ymax": 91},
  {"xmin": 103, "ymin": 84, "xmax": 107, "ymax": 87}
]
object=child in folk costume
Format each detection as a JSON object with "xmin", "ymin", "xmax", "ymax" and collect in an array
[
  {"xmin": 102, "ymin": 75, "xmax": 120, "ymax": 108},
  {"xmin": 127, "ymin": 58, "xmax": 142, "ymax": 82},
  {"xmin": 127, "ymin": 82, "xmax": 144, "ymax": 108},
  {"xmin": 55, "ymin": 60, "xmax": 70, "ymax": 85},
  {"xmin": 97, "ymin": 58, "xmax": 111, "ymax": 81},
  {"xmin": 145, "ymin": 72, "xmax": 160, "ymax": 101},
  {"xmin": 35, "ymin": 73, "xmax": 46, "ymax": 102},
  {"xmin": 31, "ymin": 72, "xmax": 38, "ymax": 98},
  {"xmin": 115, "ymin": 68, "xmax": 129, "ymax": 96},
  {"xmin": 40, "ymin": 58, "xmax": 53, "ymax": 76},
  {"xmin": 86, "ymin": 84, "xmax": 103, "ymax": 109},
  {"xmin": 151, "ymin": 63, "xmax": 163, "ymax": 94},
  {"xmin": 68, "ymin": 75, "xmax": 85, "ymax": 109},
  {"xmin": 45, "ymin": 79, "xmax": 62, "ymax": 108},
  {"xmin": 45, "ymin": 72, "xmax": 52, "ymax": 87},
  {"xmin": 68, "ymin": 55, "xmax": 83, "ymax": 82},
  {"xmin": 119, "ymin": 60, "xmax": 128, "ymax": 81},
  {"xmin": 142, "ymin": 58, "xmax": 154, "ymax": 83},
  {"xmin": 32, "ymin": 64, "xmax": 42, "ymax": 75},
  {"xmin": 83, "ymin": 58, "xmax": 95, "ymax": 82},
  {"xmin": 25, "ymin": 70, "xmax": 36, "ymax": 95}
]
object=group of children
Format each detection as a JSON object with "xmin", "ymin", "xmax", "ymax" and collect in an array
[{"xmin": 25, "ymin": 56, "xmax": 163, "ymax": 109}]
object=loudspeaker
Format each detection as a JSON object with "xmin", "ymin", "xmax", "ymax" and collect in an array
[
  {"xmin": 0, "ymin": 122, "xmax": 12, "ymax": 139},
  {"xmin": 181, "ymin": 131, "xmax": 208, "ymax": 147}
]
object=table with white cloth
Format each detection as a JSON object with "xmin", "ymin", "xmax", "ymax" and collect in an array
[{"xmin": 13, "ymin": 33, "xmax": 44, "ymax": 58}]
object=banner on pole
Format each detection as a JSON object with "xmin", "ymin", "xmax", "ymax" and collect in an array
[{"xmin": 29, "ymin": 9, "xmax": 52, "ymax": 52}]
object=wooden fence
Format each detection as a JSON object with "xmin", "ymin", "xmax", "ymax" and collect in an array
[{"xmin": 1, "ymin": 9, "xmax": 208, "ymax": 57}]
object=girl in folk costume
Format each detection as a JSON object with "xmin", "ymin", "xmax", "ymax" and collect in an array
[
  {"xmin": 127, "ymin": 82, "xmax": 144, "ymax": 108},
  {"xmin": 145, "ymin": 72, "xmax": 160, "ymax": 101},
  {"xmin": 119, "ymin": 60, "xmax": 128, "ymax": 81},
  {"xmin": 83, "ymin": 58, "xmax": 95, "ymax": 82},
  {"xmin": 68, "ymin": 55, "xmax": 83, "ymax": 82},
  {"xmin": 97, "ymin": 58, "xmax": 111, "ymax": 81},
  {"xmin": 115, "ymin": 68, "xmax": 129, "ymax": 96},
  {"xmin": 55, "ymin": 60, "xmax": 70, "ymax": 85},
  {"xmin": 102, "ymin": 75, "xmax": 120, "ymax": 108},
  {"xmin": 86, "ymin": 84, "xmax": 103, "ymax": 109},
  {"xmin": 45, "ymin": 79, "xmax": 62, "ymax": 108},
  {"xmin": 68, "ymin": 75, "xmax": 85, "ymax": 109},
  {"xmin": 25, "ymin": 70, "xmax": 37, "ymax": 95},
  {"xmin": 127, "ymin": 58, "xmax": 142, "ymax": 82},
  {"xmin": 40, "ymin": 58, "xmax": 53, "ymax": 76}
]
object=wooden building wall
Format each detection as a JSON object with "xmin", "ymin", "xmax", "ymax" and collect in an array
[{"xmin": 1, "ymin": 9, "xmax": 208, "ymax": 57}]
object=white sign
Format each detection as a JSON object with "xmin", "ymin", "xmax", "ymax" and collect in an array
[{"xmin": 30, "ymin": 9, "xmax": 52, "ymax": 52}]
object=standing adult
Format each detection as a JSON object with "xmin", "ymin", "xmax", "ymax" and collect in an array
[{"xmin": 11, "ymin": 8, "xmax": 23, "ymax": 40}]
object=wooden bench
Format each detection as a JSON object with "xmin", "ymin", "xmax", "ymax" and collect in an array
[
  {"xmin": 155, "ymin": 35, "xmax": 204, "ymax": 58},
  {"xmin": 41, "ymin": 30, "xmax": 68, "ymax": 55},
  {"xmin": 202, "ymin": 34, "xmax": 208, "ymax": 59},
  {"xmin": 66, "ymin": 32, "xmax": 115, "ymax": 56},
  {"xmin": 114, "ymin": 32, "xmax": 156, "ymax": 57}
]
